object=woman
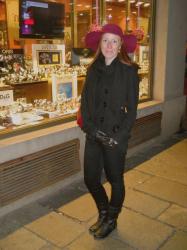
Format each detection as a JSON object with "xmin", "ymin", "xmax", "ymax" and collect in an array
[{"xmin": 80, "ymin": 24, "xmax": 139, "ymax": 239}]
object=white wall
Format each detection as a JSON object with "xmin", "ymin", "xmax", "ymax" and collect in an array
[
  {"xmin": 154, "ymin": 0, "xmax": 187, "ymax": 138},
  {"xmin": 165, "ymin": 0, "xmax": 187, "ymax": 99}
]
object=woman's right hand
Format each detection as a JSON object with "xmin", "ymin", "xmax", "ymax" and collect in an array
[{"xmin": 95, "ymin": 130, "xmax": 118, "ymax": 147}]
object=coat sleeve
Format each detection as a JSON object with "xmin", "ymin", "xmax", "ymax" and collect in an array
[
  {"xmin": 80, "ymin": 70, "xmax": 97, "ymax": 135},
  {"xmin": 113, "ymin": 65, "xmax": 139, "ymax": 143}
]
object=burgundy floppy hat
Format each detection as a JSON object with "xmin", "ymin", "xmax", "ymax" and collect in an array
[{"xmin": 85, "ymin": 23, "xmax": 137, "ymax": 53}]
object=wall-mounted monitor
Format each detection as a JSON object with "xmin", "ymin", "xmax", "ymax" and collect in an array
[{"xmin": 19, "ymin": 0, "xmax": 65, "ymax": 39}]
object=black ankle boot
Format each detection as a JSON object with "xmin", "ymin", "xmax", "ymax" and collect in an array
[
  {"xmin": 94, "ymin": 219, "xmax": 117, "ymax": 239},
  {"xmin": 89, "ymin": 210, "xmax": 108, "ymax": 234},
  {"xmin": 94, "ymin": 205, "xmax": 120, "ymax": 239}
]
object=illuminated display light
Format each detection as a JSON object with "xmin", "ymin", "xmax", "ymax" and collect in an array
[
  {"xmin": 136, "ymin": 1, "xmax": 144, "ymax": 6},
  {"xmin": 144, "ymin": 3, "xmax": 150, "ymax": 7}
]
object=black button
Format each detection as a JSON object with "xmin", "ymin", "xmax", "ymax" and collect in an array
[
  {"xmin": 112, "ymin": 125, "xmax": 119, "ymax": 133},
  {"xmin": 120, "ymin": 106, "xmax": 126, "ymax": 113},
  {"xmin": 104, "ymin": 89, "xmax": 108, "ymax": 94},
  {"xmin": 100, "ymin": 117, "xmax": 104, "ymax": 122},
  {"xmin": 103, "ymin": 102, "xmax": 107, "ymax": 107}
]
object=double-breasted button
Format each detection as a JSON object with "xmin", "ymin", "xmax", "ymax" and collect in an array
[
  {"xmin": 100, "ymin": 117, "xmax": 104, "ymax": 123},
  {"xmin": 103, "ymin": 101, "xmax": 107, "ymax": 108},
  {"xmin": 120, "ymin": 106, "xmax": 127, "ymax": 113},
  {"xmin": 120, "ymin": 106, "xmax": 125, "ymax": 112}
]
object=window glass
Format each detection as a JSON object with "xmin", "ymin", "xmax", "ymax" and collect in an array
[
  {"xmin": 105, "ymin": 0, "xmax": 154, "ymax": 101},
  {"xmin": 73, "ymin": 0, "xmax": 97, "ymax": 48},
  {"xmin": 0, "ymin": 0, "xmax": 8, "ymax": 48},
  {"xmin": 0, "ymin": 0, "xmax": 155, "ymax": 138}
]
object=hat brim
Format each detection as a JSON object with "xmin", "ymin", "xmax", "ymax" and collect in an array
[
  {"xmin": 85, "ymin": 31, "xmax": 137, "ymax": 53},
  {"xmin": 85, "ymin": 31, "xmax": 102, "ymax": 52},
  {"xmin": 123, "ymin": 34, "xmax": 137, "ymax": 53}
]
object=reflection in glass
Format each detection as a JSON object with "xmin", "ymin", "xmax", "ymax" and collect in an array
[{"xmin": 105, "ymin": 0, "xmax": 153, "ymax": 100}]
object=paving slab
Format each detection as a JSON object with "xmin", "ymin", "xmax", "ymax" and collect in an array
[
  {"xmin": 0, "ymin": 227, "xmax": 48, "ymax": 250},
  {"xmin": 66, "ymin": 232, "xmax": 134, "ymax": 250},
  {"xmin": 87, "ymin": 215, "xmax": 100, "ymax": 229},
  {"xmin": 159, "ymin": 231, "xmax": 187, "ymax": 250},
  {"xmin": 124, "ymin": 189, "xmax": 170, "ymax": 218},
  {"xmin": 37, "ymin": 244, "xmax": 60, "ymax": 250},
  {"xmin": 58, "ymin": 193, "xmax": 97, "ymax": 222},
  {"xmin": 103, "ymin": 182, "xmax": 111, "ymax": 196},
  {"xmin": 0, "ymin": 135, "xmax": 186, "ymax": 250},
  {"xmin": 163, "ymin": 139, "xmax": 187, "ymax": 166},
  {"xmin": 136, "ymin": 152, "xmax": 187, "ymax": 185},
  {"xmin": 124, "ymin": 169, "xmax": 152, "ymax": 189},
  {"xmin": 135, "ymin": 176, "xmax": 187, "ymax": 208},
  {"xmin": 112, "ymin": 208, "xmax": 173, "ymax": 250},
  {"xmin": 158, "ymin": 204, "xmax": 187, "ymax": 231},
  {"xmin": 0, "ymin": 203, "xmax": 51, "ymax": 239},
  {"xmin": 25, "ymin": 211, "xmax": 85, "ymax": 248}
]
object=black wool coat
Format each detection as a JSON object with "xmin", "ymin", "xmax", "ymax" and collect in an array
[{"xmin": 81, "ymin": 56, "xmax": 139, "ymax": 152}]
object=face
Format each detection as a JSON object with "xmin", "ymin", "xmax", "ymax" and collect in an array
[{"xmin": 100, "ymin": 33, "xmax": 122, "ymax": 64}]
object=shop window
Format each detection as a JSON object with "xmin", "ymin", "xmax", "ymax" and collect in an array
[
  {"xmin": 0, "ymin": 0, "xmax": 155, "ymax": 138},
  {"xmin": 0, "ymin": 0, "xmax": 80, "ymax": 138},
  {"xmin": 0, "ymin": 0, "xmax": 8, "ymax": 48},
  {"xmin": 105, "ymin": 0, "xmax": 155, "ymax": 101},
  {"xmin": 72, "ymin": 0, "xmax": 98, "ymax": 48}
]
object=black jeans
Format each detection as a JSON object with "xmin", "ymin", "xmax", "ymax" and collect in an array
[{"xmin": 84, "ymin": 138, "xmax": 127, "ymax": 211}]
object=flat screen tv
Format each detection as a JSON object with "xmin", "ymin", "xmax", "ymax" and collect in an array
[{"xmin": 19, "ymin": 0, "xmax": 65, "ymax": 39}]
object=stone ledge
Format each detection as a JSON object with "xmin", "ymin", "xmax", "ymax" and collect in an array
[
  {"xmin": 0, "ymin": 101, "xmax": 163, "ymax": 164},
  {"xmin": 137, "ymin": 100, "xmax": 163, "ymax": 119}
]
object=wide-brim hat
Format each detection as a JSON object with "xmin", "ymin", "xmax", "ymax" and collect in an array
[{"xmin": 85, "ymin": 23, "xmax": 137, "ymax": 53}]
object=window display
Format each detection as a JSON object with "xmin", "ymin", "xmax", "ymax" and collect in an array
[
  {"xmin": 0, "ymin": 95, "xmax": 79, "ymax": 128},
  {"xmin": 52, "ymin": 73, "xmax": 77, "ymax": 102},
  {"xmin": 0, "ymin": 62, "xmax": 85, "ymax": 136},
  {"xmin": 0, "ymin": 1, "xmax": 8, "ymax": 49},
  {"xmin": 32, "ymin": 44, "xmax": 65, "ymax": 72},
  {"xmin": 0, "ymin": 0, "xmax": 155, "ymax": 138}
]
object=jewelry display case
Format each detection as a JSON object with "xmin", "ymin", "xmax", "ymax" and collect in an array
[{"xmin": 0, "ymin": 61, "xmax": 88, "ymax": 138}]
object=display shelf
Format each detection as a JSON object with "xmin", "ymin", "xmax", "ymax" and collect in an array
[
  {"xmin": 9, "ymin": 79, "xmax": 48, "ymax": 86},
  {"xmin": 11, "ymin": 80, "xmax": 50, "ymax": 102},
  {"xmin": 0, "ymin": 112, "xmax": 76, "ymax": 140},
  {"xmin": 0, "ymin": 85, "xmax": 13, "ymax": 91}
]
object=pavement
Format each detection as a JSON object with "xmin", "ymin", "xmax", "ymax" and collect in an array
[{"xmin": 0, "ymin": 132, "xmax": 187, "ymax": 250}]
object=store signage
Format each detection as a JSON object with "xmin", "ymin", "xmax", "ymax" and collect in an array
[
  {"xmin": 32, "ymin": 44, "xmax": 65, "ymax": 72},
  {"xmin": 0, "ymin": 49, "xmax": 24, "ymax": 55},
  {"xmin": 1, "ymin": 49, "xmax": 14, "ymax": 54},
  {"xmin": 40, "ymin": 45, "xmax": 58, "ymax": 51},
  {"xmin": 0, "ymin": 90, "xmax": 14, "ymax": 106}
]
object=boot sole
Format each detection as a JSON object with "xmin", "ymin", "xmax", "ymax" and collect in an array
[{"xmin": 93, "ymin": 224, "xmax": 117, "ymax": 239}]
